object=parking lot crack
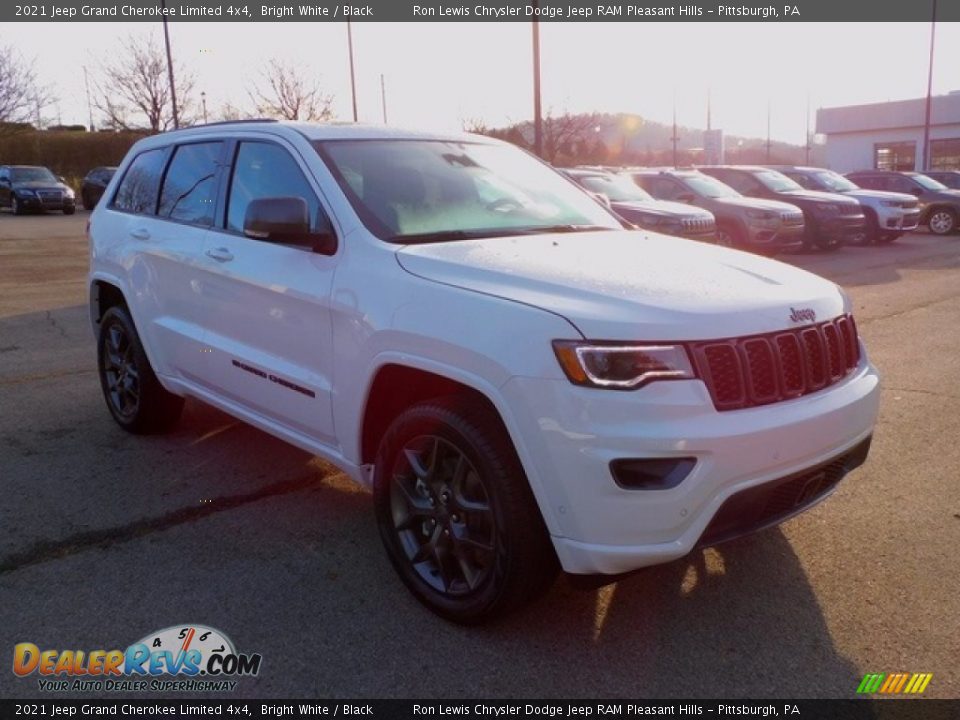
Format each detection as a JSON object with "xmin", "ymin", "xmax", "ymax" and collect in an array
[{"xmin": 0, "ymin": 473, "xmax": 324, "ymax": 576}]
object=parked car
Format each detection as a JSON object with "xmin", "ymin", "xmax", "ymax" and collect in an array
[
  {"xmin": 0, "ymin": 165, "xmax": 76, "ymax": 215},
  {"xmin": 625, "ymin": 168, "xmax": 804, "ymax": 253},
  {"xmin": 89, "ymin": 121, "xmax": 880, "ymax": 623},
  {"xmin": 81, "ymin": 166, "xmax": 118, "ymax": 209},
  {"xmin": 699, "ymin": 166, "xmax": 865, "ymax": 250},
  {"xmin": 846, "ymin": 170, "xmax": 960, "ymax": 236},
  {"xmin": 923, "ymin": 170, "xmax": 960, "ymax": 190},
  {"xmin": 561, "ymin": 168, "xmax": 716, "ymax": 241},
  {"xmin": 768, "ymin": 165, "xmax": 920, "ymax": 244}
]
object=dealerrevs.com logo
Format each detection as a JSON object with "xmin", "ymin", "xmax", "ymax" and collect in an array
[{"xmin": 13, "ymin": 625, "xmax": 262, "ymax": 692}]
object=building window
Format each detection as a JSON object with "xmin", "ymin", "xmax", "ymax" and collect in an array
[
  {"xmin": 930, "ymin": 138, "xmax": 960, "ymax": 171},
  {"xmin": 874, "ymin": 142, "xmax": 916, "ymax": 171}
]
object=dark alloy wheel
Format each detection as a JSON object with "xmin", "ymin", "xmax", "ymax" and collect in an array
[
  {"xmin": 373, "ymin": 399, "xmax": 557, "ymax": 624},
  {"xmin": 389, "ymin": 435, "xmax": 496, "ymax": 596},
  {"xmin": 97, "ymin": 306, "xmax": 184, "ymax": 434}
]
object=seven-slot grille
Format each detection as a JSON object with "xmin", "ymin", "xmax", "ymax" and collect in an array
[
  {"xmin": 681, "ymin": 216, "xmax": 716, "ymax": 235},
  {"xmin": 37, "ymin": 190, "xmax": 62, "ymax": 202},
  {"xmin": 690, "ymin": 314, "xmax": 860, "ymax": 411}
]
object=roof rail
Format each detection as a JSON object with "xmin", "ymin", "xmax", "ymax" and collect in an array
[{"xmin": 189, "ymin": 118, "xmax": 280, "ymax": 128}]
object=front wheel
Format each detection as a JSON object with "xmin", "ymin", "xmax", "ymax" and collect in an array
[
  {"xmin": 97, "ymin": 306, "xmax": 184, "ymax": 434},
  {"xmin": 11, "ymin": 196, "xmax": 24, "ymax": 215},
  {"xmin": 63, "ymin": 206, "xmax": 76, "ymax": 215},
  {"xmin": 373, "ymin": 398, "xmax": 558, "ymax": 624},
  {"xmin": 928, "ymin": 208, "xmax": 957, "ymax": 236}
]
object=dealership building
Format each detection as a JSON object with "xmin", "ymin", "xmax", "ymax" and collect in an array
[{"xmin": 816, "ymin": 91, "xmax": 960, "ymax": 173}]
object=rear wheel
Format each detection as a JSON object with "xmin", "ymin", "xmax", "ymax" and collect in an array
[
  {"xmin": 928, "ymin": 208, "xmax": 957, "ymax": 236},
  {"xmin": 97, "ymin": 306, "xmax": 184, "ymax": 434},
  {"xmin": 373, "ymin": 398, "xmax": 558, "ymax": 624}
]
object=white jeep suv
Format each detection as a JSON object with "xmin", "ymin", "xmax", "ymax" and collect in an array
[{"xmin": 88, "ymin": 121, "xmax": 880, "ymax": 623}]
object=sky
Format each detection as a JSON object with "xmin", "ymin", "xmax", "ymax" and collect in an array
[{"xmin": 12, "ymin": 21, "xmax": 960, "ymax": 144}]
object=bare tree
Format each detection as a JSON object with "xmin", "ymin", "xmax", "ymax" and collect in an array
[
  {"xmin": 248, "ymin": 59, "xmax": 334, "ymax": 122},
  {"xmin": 542, "ymin": 111, "xmax": 601, "ymax": 163},
  {"xmin": 95, "ymin": 36, "xmax": 196, "ymax": 132},
  {"xmin": 217, "ymin": 102, "xmax": 251, "ymax": 122},
  {"xmin": 0, "ymin": 45, "xmax": 55, "ymax": 133}
]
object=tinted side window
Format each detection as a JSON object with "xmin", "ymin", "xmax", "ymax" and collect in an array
[
  {"xmin": 226, "ymin": 142, "xmax": 326, "ymax": 235},
  {"xmin": 158, "ymin": 142, "xmax": 222, "ymax": 226},
  {"xmin": 786, "ymin": 173, "xmax": 811, "ymax": 189},
  {"xmin": 853, "ymin": 175, "xmax": 881, "ymax": 190},
  {"xmin": 721, "ymin": 172, "xmax": 759, "ymax": 195},
  {"xmin": 113, "ymin": 149, "xmax": 166, "ymax": 214},
  {"xmin": 887, "ymin": 176, "xmax": 917, "ymax": 194}
]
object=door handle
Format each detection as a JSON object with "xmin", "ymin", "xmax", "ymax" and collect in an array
[
  {"xmin": 130, "ymin": 228, "xmax": 151, "ymax": 241},
  {"xmin": 205, "ymin": 247, "xmax": 234, "ymax": 263}
]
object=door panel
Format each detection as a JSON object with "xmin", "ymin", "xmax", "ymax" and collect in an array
[{"xmin": 196, "ymin": 140, "xmax": 337, "ymax": 445}]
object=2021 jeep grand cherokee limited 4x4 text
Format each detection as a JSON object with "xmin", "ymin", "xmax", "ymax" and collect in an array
[{"xmin": 89, "ymin": 121, "xmax": 880, "ymax": 623}]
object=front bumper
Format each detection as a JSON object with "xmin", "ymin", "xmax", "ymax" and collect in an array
[
  {"xmin": 502, "ymin": 359, "xmax": 880, "ymax": 575},
  {"xmin": 817, "ymin": 213, "xmax": 867, "ymax": 240},
  {"xmin": 746, "ymin": 220, "xmax": 805, "ymax": 247},
  {"xmin": 16, "ymin": 193, "xmax": 75, "ymax": 211}
]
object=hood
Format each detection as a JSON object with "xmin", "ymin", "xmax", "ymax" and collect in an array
[
  {"xmin": 776, "ymin": 189, "xmax": 860, "ymax": 207},
  {"xmin": 14, "ymin": 180, "xmax": 68, "ymax": 191},
  {"xmin": 712, "ymin": 196, "xmax": 802, "ymax": 213},
  {"xmin": 611, "ymin": 199, "xmax": 712, "ymax": 219},
  {"xmin": 840, "ymin": 189, "xmax": 916, "ymax": 204},
  {"xmin": 396, "ymin": 231, "xmax": 845, "ymax": 341},
  {"xmin": 930, "ymin": 189, "xmax": 960, "ymax": 201}
]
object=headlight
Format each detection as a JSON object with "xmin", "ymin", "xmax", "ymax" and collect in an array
[
  {"xmin": 63, "ymin": 188, "xmax": 75, "ymax": 199},
  {"xmin": 553, "ymin": 341, "xmax": 695, "ymax": 390},
  {"xmin": 880, "ymin": 200, "xmax": 900, "ymax": 207},
  {"xmin": 812, "ymin": 203, "xmax": 840, "ymax": 216},
  {"xmin": 746, "ymin": 209, "xmax": 775, "ymax": 220},
  {"xmin": 15, "ymin": 188, "xmax": 36, "ymax": 197}
]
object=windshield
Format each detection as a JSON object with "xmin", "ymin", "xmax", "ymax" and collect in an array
[
  {"xmin": 575, "ymin": 174, "xmax": 653, "ymax": 202},
  {"xmin": 812, "ymin": 171, "xmax": 858, "ymax": 192},
  {"xmin": 755, "ymin": 170, "xmax": 804, "ymax": 193},
  {"xmin": 682, "ymin": 174, "xmax": 740, "ymax": 198},
  {"xmin": 11, "ymin": 167, "xmax": 57, "ymax": 183},
  {"xmin": 314, "ymin": 140, "xmax": 622, "ymax": 242},
  {"xmin": 913, "ymin": 174, "xmax": 948, "ymax": 191}
]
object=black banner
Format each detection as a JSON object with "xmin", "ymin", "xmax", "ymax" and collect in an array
[
  {"xmin": 2, "ymin": 0, "xmax": 957, "ymax": 23},
  {"xmin": 2, "ymin": 700, "xmax": 960, "ymax": 720}
]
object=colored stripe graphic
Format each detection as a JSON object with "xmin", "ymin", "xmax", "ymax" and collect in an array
[{"xmin": 858, "ymin": 672, "xmax": 932, "ymax": 694}]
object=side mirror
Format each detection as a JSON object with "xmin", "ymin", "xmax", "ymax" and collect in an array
[
  {"xmin": 58, "ymin": 176, "xmax": 66, "ymax": 183},
  {"xmin": 243, "ymin": 196, "xmax": 336, "ymax": 254}
]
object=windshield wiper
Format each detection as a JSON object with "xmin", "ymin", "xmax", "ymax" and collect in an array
[{"xmin": 509, "ymin": 224, "xmax": 619, "ymax": 235}]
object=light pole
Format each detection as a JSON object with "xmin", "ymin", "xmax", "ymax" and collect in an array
[
  {"xmin": 160, "ymin": 0, "xmax": 179, "ymax": 129},
  {"xmin": 671, "ymin": 94, "xmax": 678, "ymax": 168},
  {"xmin": 347, "ymin": 20, "xmax": 358, "ymax": 121},
  {"xmin": 532, "ymin": 7, "xmax": 543, "ymax": 159},
  {"xmin": 83, "ymin": 66, "xmax": 95, "ymax": 131},
  {"xmin": 201, "ymin": 91, "xmax": 208, "ymax": 124},
  {"xmin": 380, "ymin": 74, "xmax": 387, "ymax": 124},
  {"xmin": 921, "ymin": 0, "xmax": 937, "ymax": 171}
]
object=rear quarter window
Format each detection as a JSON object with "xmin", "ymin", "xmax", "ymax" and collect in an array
[{"xmin": 112, "ymin": 149, "xmax": 167, "ymax": 215}]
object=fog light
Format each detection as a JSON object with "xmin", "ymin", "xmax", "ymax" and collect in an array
[{"xmin": 610, "ymin": 457, "xmax": 696, "ymax": 490}]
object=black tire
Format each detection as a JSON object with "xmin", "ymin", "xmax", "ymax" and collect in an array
[
  {"xmin": 81, "ymin": 190, "xmax": 92, "ymax": 210},
  {"xmin": 876, "ymin": 232, "xmax": 900, "ymax": 244},
  {"xmin": 927, "ymin": 207, "xmax": 957, "ymax": 236},
  {"xmin": 63, "ymin": 206, "xmax": 76, "ymax": 215},
  {"xmin": 11, "ymin": 196, "xmax": 24, "ymax": 215},
  {"xmin": 97, "ymin": 305, "xmax": 184, "ymax": 434},
  {"xmin": 861, "ymin": 208, "xmax": 880, "ymax": 245},
  {"xmin": 373, "ymin": 397, "xmax": 558, "ymax": 624}
]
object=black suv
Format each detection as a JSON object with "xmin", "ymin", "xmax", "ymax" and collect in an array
[
  {"xmin": 0, "ymin": 165, "xmax": 77, "ymax": 215},
  {"xmin": 80, "ymin": 166, "xmax": 117, "ymax": 210},
  {"xmin": 699, "ymin": 165, "xmax": 865, "ymax": 250},
  {"xmin": 561, "ymin": 168, "xmax": 716, "ymax": 241},
  {"xmin": 846, "ymin": 170, "xmax": 960, "ymax": 235},
  {"xmin": 922, "ymin": 170, "xmax": 960, "ymax": 191}
]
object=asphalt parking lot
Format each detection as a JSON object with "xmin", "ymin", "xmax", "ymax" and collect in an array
[{"xmin": 1, "ymin": 212, "xmax": 958, "ymax": 699}]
